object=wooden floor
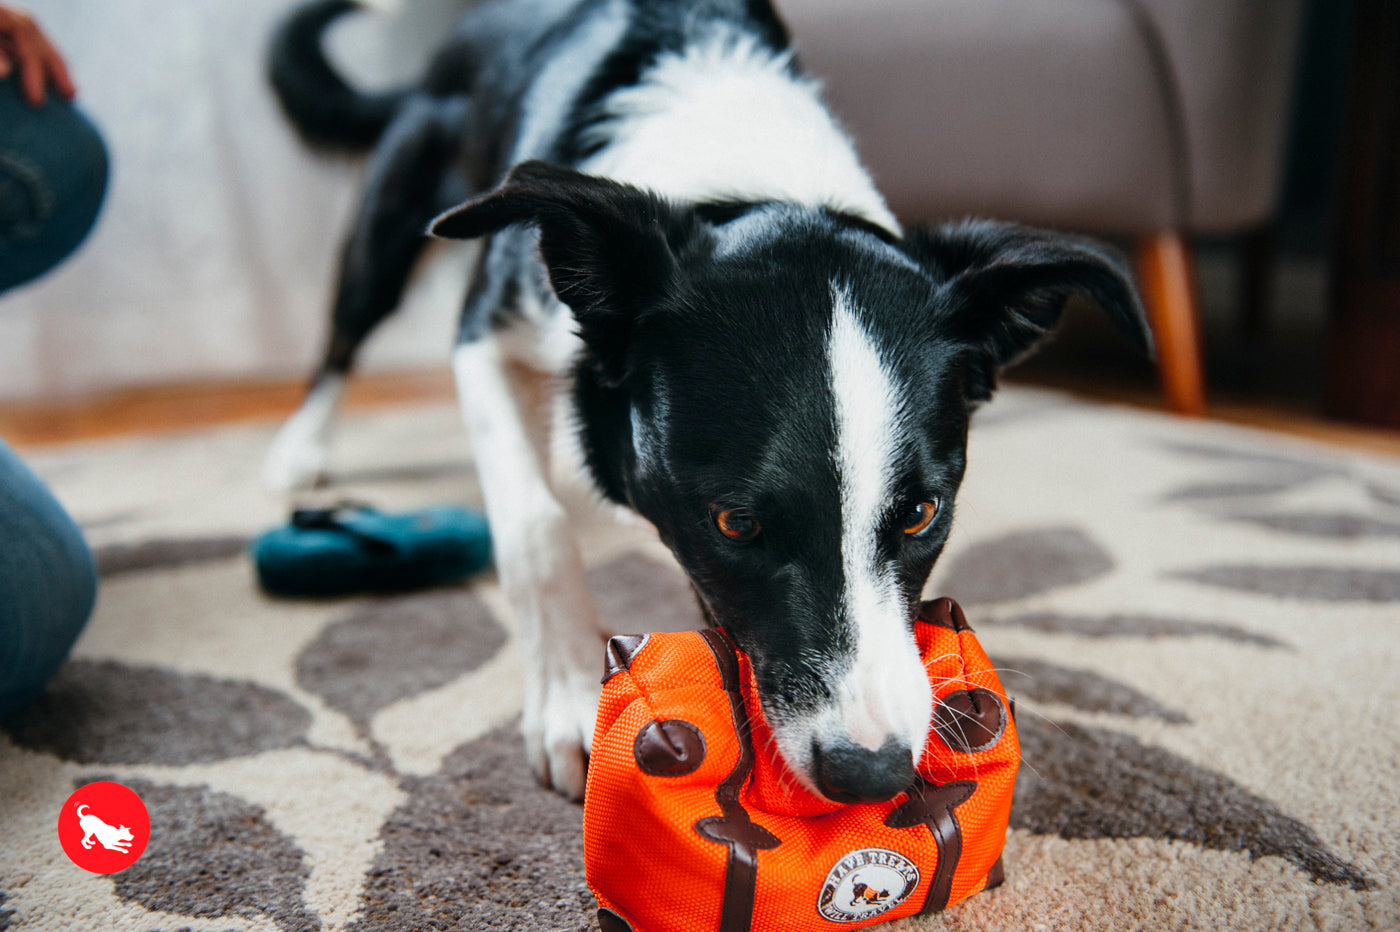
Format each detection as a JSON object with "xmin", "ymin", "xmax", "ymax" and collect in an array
[
  {"xmin": 0, "ymin": 370, "xmax": 457, "ymax": 450},
  {"xmin": 3, "ymin": 367, "xmax": 1400, "ymax": 460}
]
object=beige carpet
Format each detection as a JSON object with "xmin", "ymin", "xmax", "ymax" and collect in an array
[{"xmin": 1, "ymin": 387, "xmax": 1397, "ymax": 932}]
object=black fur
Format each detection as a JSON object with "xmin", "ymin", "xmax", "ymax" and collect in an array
[
  {"xmin": 268, "ymin": 0, "xmax": 413, "ymax": 150},
  {"xmin": 905, "ymin": 220, "xmax": 1153, "ymax": 402}
]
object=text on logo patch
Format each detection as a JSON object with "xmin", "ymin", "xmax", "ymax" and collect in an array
[{"xmin": 816, "ymin": 847, "xmax": 920, "ymax": 923}]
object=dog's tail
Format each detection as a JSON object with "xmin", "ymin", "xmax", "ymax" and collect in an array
[
  {"xmin": 268, "ymin": 0, "xmax": 411, "ymax": 151},
  {"xmin": 76, "ymin": 803, "xmax": 89, "ymax": 818}
]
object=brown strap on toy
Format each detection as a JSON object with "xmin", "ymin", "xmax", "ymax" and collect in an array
[
  {"xmin": 693, "ymin": 628, "xmax": 781, "ymax": 932},
  {"xmin": 885, "ymin": 778, "xmax": 978, "ymax": 913}
]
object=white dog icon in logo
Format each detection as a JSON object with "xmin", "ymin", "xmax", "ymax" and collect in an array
[{"xmin": 75, "ymin": 803, "xmax": 135, "ymax": 853}]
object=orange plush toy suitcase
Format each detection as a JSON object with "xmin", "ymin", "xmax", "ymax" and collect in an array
[{"xmin": 584, "ymin": 598, "xmax": 1018, "ymax": 932}]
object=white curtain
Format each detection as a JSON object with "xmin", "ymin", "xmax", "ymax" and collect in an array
[{"xmin": 0, "ymin": 0, "xmax": 475, "ymax": 401}]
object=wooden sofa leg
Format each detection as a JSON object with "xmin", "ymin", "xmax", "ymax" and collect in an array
[{"xmin": 1135, "ymin": 232, "xmax": 1207, "ymax": 415}]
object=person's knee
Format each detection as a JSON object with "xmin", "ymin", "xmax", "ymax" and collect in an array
[
  {"xmin": 0, "ymin": 442, "xmax": 97, "ymax": 716},
  {"xmin": 0, "ymin": 517, "xmax": 96, "ymax": 716}
]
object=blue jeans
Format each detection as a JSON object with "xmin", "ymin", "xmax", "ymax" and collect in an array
[
  {"xmin": 0, "ymin": 78, "xmax": 106, "ymax": 713},
  {"xmin": 0, "ymin": 438, "xmax": 96, "ymax": 715},
  {"xmin": 0, "ymin": 76, "xmax": 108, "ymax": 292}
]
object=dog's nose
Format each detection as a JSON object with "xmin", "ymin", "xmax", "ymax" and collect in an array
[{"xmin": 811, "ymin": 735, "xmax": 915, "ymax": 803}]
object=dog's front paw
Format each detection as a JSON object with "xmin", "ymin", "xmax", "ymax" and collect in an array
[
  {"xmin": 262, "ymin": 427, "xmax": 328, "ymax": 492},
  {"xmin": 263, "ymin": 379, "xmax": 344, "ymax": 492},
  {"xmin": 523, "ymin": 668, "xmax": 600, "ymax": 801}
]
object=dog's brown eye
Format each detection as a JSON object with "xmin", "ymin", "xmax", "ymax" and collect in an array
[
  {"xmin": 902, "ymin": 500, "xmax": 939, "ymax": 536},
  {"xmin": 713, "ymin": 507, "xmax": 761, "ymax": 541}
]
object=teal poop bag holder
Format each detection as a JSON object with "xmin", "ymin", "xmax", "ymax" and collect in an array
[{"xmin": 252, "ymin": 503, "xmax": 491, "ymax": 597}]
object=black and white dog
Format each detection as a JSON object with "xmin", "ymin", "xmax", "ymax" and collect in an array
[{"xmin": 266, "ymin": 0, "xmax": 1150, "ymax": 802}]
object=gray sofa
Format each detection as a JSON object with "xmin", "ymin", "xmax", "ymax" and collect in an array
[{"xmin": 782, "ymin": 0, "xmax": 1305, "ymax": 414}]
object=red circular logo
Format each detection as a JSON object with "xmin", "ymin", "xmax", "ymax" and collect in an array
[{"xmin": 58, "ymin": 781, "xmax": 150, "ymax": 874}]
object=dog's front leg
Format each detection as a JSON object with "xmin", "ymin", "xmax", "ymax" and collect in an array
[{"xmin": 453, "ymin": 337, "xmax": 604, "ymax": 800}]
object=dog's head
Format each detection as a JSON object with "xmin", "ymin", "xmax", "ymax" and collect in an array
[{"xmin": 434, "ymin": 161, "xmax": 1149, "ymax": 803}]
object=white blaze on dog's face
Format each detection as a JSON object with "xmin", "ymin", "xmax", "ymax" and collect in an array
[{"xmin": 798, "ymin": 284, "xmax": 934, "ymax": 791}]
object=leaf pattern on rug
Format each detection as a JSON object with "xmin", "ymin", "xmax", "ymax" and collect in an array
[
  {"xmin": 295, "ymin": 589, "xmax": 508, "ymax": 727},
  {"xmin": 989, "ymin": 622, "xmax": 1370, "ymax": 887},
  {"xmin": 93, "ymin": 535, "xmax": 251, "ymax": 577},
  {"xmin": 1155, "ymin": 443, "xmax": 1400, "ymax": 603},
  {"xmin": 1158, "ymin": 440, "xmax": 1400, "ymax": 536},
  {"xmin": 349, "ymin": 723, "xmax": 593, "ymax": 932},
  {"xmin": 587, "ymin": 553, "xmax": 705, "ymax": 634},
  {"xmin": 1158, "ymin": 441, "xmax": 1341, "ymax": 472},
  {"xmin": 3, "ymin": 660, "xmax": 310, "ymax": 765},
  {"xmin": 1010, "ymin": 717, "xmax": 1371, "ymax": 889},
  {"xmin": 111, "ymin": 778, "xmax": 319, "ymax": 932},
  {"xmin": 984, "ymin": 612, "xmax": 1288, "ymax": 648},
  {"xmin": 1169, "ymin": 566, "xmax": 1400, "ymax": 603},
  {"xmin": 1160, "ymin": 478, "xmax": 1318, "ymax": 502},
  {"xmin": 76, "ymin": 508, "xmax": 143, "ymax": 533},
  {"xmin": 1222, "ymin": 511, "xmax": 1400, "ymax": 540},
  {"xmin": 993, "ymin": 656, "xmax": 1189, "ymax": 723},
  {"xmin": 1366, "ymin": 482, "xmax": 1400, "ymax": 508},
  {"xmin": 939, "ymin": 517, "xmax": 1372, "ymax": 888},
  {"xmin": 1155, "ymin": 441, "xmax": 1339, "ymax": 505},
  {"xmin": 934, "ymin": 527, "xmax": 1114, "ymax": 604}
]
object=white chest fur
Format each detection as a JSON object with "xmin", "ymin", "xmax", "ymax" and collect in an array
[{"xmin": 579, "ymin": 27, "xmax": 899, "ymax": 235}]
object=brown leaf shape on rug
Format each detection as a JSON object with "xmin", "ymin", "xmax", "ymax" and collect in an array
[
  {"xmin": 988, "ymin": 611, "xmax": 1288, "ymax": 648},
  {"xmin": 93, "ymin": 535, "xmax": 250, "ymax": 577},
  {"xmin": 1158, "ymin": 441, "xmax": 1337, "ymax": 473},
  {"xmin": 1159, "ymin": 478, "xmax": 1316, "ymax": 503},
  {"xmin": 1156, "ymin": 441, "xmax": 1337, "ymax": 505},
  {"xmin": 587, "ymin": 553, "xmax": 704, "ymax": 634},
  {"xmin": 76, "ymin": 509, "xmax": 143, "ymax": 533},
  {"xmin": 1223, "ymin": 510, "xmax": 1400, "ymax": 540},
  {"xmin": 3, "ymin": 660, "xmax": 310, "ymax": 765},
  {"xmin": 1012, "ymin": 717, "xmax": 1371, "ymax": 889},
  {"xmin": 1169, "ymin": 565, "xmax": 1400, "ymax": 603},
  {"xmin": 1367, "ymin": 482, "xmax": 1400, "ymax": 508},
  {"xmin": 110, "ymin": 778, "xmax": 319, "ymax": 932},
  {"xmin": 295, "ymin": 589, "xmax": 508, "ymax": 726},
  {"xmin": 994, "ymin": 656, "xmax": 1189, "ymax": 723},
  {"xmin": 350, "ymin": 722, "xmax": 593, "ymax": 932},
  {"xmin": 935, "ymin": 526, "xmax": 1114, "ymax": 605}
]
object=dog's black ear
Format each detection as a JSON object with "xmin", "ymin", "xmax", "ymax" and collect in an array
[
  {"xmin": 431, "ymin": 160, "xmax": 699, "ymax": 386},
  {"xmin": 906, "ymin": 219, "xmax": 1152, "ymax": 402}
]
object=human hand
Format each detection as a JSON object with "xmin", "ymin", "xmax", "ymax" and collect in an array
[{"xmin": 0, "ymin": 5, "xmax": 76, "ymax": 106}]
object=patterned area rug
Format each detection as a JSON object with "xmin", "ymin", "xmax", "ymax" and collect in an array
[{"xmin": 2, "ymin": 388, "xmax": 1397, "ymax": 931}]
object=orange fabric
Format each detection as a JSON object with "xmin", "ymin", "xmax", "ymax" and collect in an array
[{"xmin": 584, "ymin": 599, "xmax": 1018, "ymax": 932}]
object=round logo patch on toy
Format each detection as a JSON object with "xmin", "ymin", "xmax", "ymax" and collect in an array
[{"xmin": 816, "ymin": 848, "xmax": 920, "ymax": 923}]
